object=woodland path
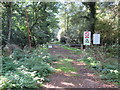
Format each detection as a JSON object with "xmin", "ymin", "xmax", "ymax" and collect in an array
[{"xmin": 42, "ymin": 45, "xmax": 117, "ymax": 89}]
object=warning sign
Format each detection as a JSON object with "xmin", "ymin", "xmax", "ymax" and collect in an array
[{"xmin": 83, "ymin": 31, "xmax": 91, "ymax": 45}]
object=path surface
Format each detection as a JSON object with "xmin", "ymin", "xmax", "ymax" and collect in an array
[{"xmin": 43, "ymin": 46, "xmax": 117, "ymax": 89}]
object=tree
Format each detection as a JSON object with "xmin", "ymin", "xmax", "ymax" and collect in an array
[
  {"xmin": 58, "ymin": 2, "xmax": 90, "ymax": 45},
  {"xmin": 2, "ymin": 2, "xmax": 59, "ymax": 47},
  {"xmin": 2, "ymin": 2, "xmax": 13, "ymax": 43},
  {"xmin": 58, "ymin": 2, "xmax": 118, "ymax": 46}
]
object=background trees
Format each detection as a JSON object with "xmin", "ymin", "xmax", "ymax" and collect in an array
[
  {"xmin": 1, "ymin": 2, "xmax": 119, "ymax": 47},
  {"xmin": 2, "ymin": 2, "xmax": 59, "ymax": 48},
  {"xmin": 1, "ymin": 1, "xmax": 119, "ymax": 89},
  {"xmin": 58, "ymin": 2, "xmax": 119, "ymax": 46}
]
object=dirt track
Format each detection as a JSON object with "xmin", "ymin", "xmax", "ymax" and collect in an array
[{"xmin": 43, "ymin": 46, "xmax": 117, "ymax": 89}]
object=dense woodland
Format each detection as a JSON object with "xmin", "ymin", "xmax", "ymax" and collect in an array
[
  {"xmin": 0, "ymin": 1, "xmax": 120, "ymax": 89},
  {"xmin": 1, "ymin": 2, "xmax": 120, "ymax": 47}
]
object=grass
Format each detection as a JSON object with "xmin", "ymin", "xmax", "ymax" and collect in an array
[
  {"xmin": 55, "ymin": 58, "xmax": 77, "ymax": 73},
  {"xmin": 62, "ymin": 45, "xmax": 119, "ymax": 86},
  {"xmin": 78, "ymin": 48, "xmax": 119, "ymax": 85},
  {"xmin": 70, "ymin": 74, "xmax": 80, "ymax": 76},
  {"xmin": 62, "ymin": 45, "xmax": 82, "ymax": 55}
]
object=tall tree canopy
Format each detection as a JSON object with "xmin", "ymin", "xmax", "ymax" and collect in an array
[
  {"xmin": 2, "ymin": 2, "xmax": 59, "ymax": 47},
  {"xmin": 57, "ymin": 2, "xmax": 119, "ymax": 45},
  {"xmin": 1, "ymin": 2, "xmax": 119, "ymax": 47}
]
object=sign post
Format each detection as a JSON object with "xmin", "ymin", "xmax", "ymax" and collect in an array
[{"xmin": 83, "ymin": 31, "xmax": 91, "ymax": 45}]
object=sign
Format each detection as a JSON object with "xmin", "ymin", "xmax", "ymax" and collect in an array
[
  {"xmin": 83, "ymin": 31, "xmax": 91, "ymax": 45},
  {"xmin": 93, "ymin": 34, "xmax": 100, "ymax": 44},
  {"xmin": 48, "ymin": 45, "xmax": 52, "ymax": 48}
]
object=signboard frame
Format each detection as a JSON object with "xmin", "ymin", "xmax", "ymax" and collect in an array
[{"xmin": 83, "ymin": 31, "xmax": 91, "ymax": 45}]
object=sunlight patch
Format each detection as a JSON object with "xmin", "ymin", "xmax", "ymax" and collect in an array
[
  {"xmin": 85, "ymin": 73, "xmax": 96, "ymax": 77},
  {"xmin": 63, "ymin": 58, "xmax": 73, "ymax": 62},
  {"xmin": 43, "ymin": 84, "xmax": 62, "ymax": 88},
  {"xmin": 61, "ymin": 82, "xmax": 75, "ymax": 87},
  {"xmin": 55, "ymin": 69, "xmax": 62, "ymax": 72},
  {"xmin": 64, "ymin": 72, "xmax": 80, "ymax": 77},
  {"xmin": 74, "ymin": 61, "xmax": 87, "ymax": 66},
  {"xmin": 70, "ymin": 72, "xmax": 78, "ymax": 74}
]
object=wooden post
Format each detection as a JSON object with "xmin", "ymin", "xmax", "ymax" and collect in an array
[{"xmin": 81, "ymin": 44, "xmax": 83, "ymax": 49}]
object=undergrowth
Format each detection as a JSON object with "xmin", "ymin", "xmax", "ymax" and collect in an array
[
  {"xmin": 63, "ymin": 45, "xmax": 119, "ymax": 86},
  {"xmin": 62, "ymin": 45, "xmax": 82, "ymax": 55},
  {"xmin": 78, "ymin": 47, "xmax": 119, "ymax": 86},
  {"xmin": 0, "ymin": 47, "xmax": 57, "ymax": 89},
  {"xmin": 55, "ymin": 58, "xmax": 76, "ymax": 73}
]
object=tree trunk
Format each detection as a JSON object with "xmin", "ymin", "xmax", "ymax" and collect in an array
[
  {"xmin": 7, "ymin": 2, "xmax": 13, "ymax": 43},
  {"xmin": 88, "ymin": 2, "xmax": 96, "ymax": 42},
  {"xmin": 83, "ymin": 2, "xmax": 96, "ymax": 42},
  {"xmin": 25, "ymin": 9, "xmax": 31, "ymax": 48}
]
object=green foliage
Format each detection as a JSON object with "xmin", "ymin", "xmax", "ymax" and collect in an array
[
  {"xmin": 77, "ymin": 57, "xmax": 101, "ymax": 68},
  {"xmin": 57, "ymin": 2, "xmax": 118, "ymax": 46},
  {"xmin": 78, "ymin": 56, "xmax": 118, "ymax": 83},
  {"xmin": 0, "ymin": 71, "xmax": 38, "ymax": 89},
  {"xmin": 58, "ymin": 3, "xmax": 88, "ymax": 44},
  {"xmin": 77, "ymin": 47, "xmax": 119, "ymax": 85},
  {"xmin": 95, "ymin": 2, "xmax": 118, "ymax": 45},
  {"xmin": 100, "ymin": 62, "xmax": 118, "ymax": 83},
  {"xmin": 0, "ymin": 47, "xmax": 56, "ymax": 89},
  {"xmin": 1, "ymin": 2, "xmax": 119, "ymax": 88},
  {"xmin": 55, "ymin": 58, "xmax": 76, "ymax": 73},
  {"xmin": 2, "ymin": 2, "xmax": 59, "ymax": 47},
  {"xmin": 62, "ymin": 45, "xmax": 82, "ymax": 55},
  {"xmin": 106, "ymin": 44, "xmax": 119, "ymax": 57}
]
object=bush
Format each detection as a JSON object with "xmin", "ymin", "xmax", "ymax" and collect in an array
[
  {"xmin": 106, "ymin": 44, "xmax": 119, "ymax": 57},
  {"xmin": 82, "ymin": 46, "xmax": 119, "ymax": 84},
  {"xmin": 0, "ymin": 47, "xmax": 56, "ymax": 89}
]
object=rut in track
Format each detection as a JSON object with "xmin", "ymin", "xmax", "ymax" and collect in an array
[{"xmin": 43, "ymin": 46, "xmax": 117, "ymax": 89}]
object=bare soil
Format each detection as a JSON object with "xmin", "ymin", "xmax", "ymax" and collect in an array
[{"xmin": 42, "ymin": 46, "xmax": 118, "ymax": 89}]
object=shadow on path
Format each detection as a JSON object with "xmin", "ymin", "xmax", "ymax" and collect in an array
[{"xmin": 43, "ymin": 46, "xmax": 117, "ymax": 89}]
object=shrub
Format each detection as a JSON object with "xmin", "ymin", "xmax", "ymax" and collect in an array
[
  {"xmin": 106, "ymin": 44, "xmax": 119, "ymax": 57},
  {"xmin": 0, "ymin": 47, "xmax": 56, "ymax": 89},
  {"xmin": 77, "ymin": 49, "xmax": 118, "ymax": 85}
]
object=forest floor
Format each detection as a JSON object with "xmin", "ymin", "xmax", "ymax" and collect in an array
[{"xmin": 42, "ymin": 45, "xmax": 117, "ymax": 89}]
